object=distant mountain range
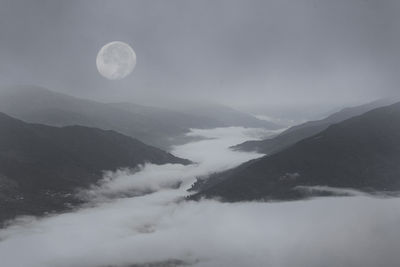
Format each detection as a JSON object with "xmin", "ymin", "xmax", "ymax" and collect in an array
[
  {"xmin": 0, "ymin": 112, "xmax": 189, "ymax": 224},
  {"xmin": 3, "ymin": 85, "xmax": 398, "ymax": 219},
  {"xmin": 0, "ymin": 86, "xmax": 279, "ymax": 150},
  {"xmin": 171, "ymin": 102, "xmax": 282, "ymax": 130},
  {"xmin": 232, "ymin": 98, "xmax": 397, "ymax": 154},
  {"xmin": 191, "ymin": 102, "xmax": 400, "ymax": 201}
]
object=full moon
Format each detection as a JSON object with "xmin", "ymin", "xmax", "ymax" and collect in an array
[{"xmin": 96, "ymin": 41, "xmax": 136, "ymax": 80}]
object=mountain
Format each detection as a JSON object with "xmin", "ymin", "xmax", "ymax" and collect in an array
[
  {"xmin": 108, "ymin": 102, "xmax": 225, "ymax": 145},
  {"xmin": 232, "ymin": 99, "xmax": 397, "ymax": 154},
  {"xmin": 0, "ymin": 112, "xmax": 189, "ymax": 224},
  {"xmin": 109, "ymin": 102, "xmax": 223, "ymax": 130},
  {"xmin": 0, "ymin": 86, "xmax": 192, "ymax": 149},
  {"xmin": 190, "ymin": 102, "xmax": 400, "ymax": 201},
  {"xmin": 174, "ymin": 103, "xmax": 282, "ymax": 129},
  {"xmin": 0, "ymin": 86, "xmax": 279, "ymax": 150}
]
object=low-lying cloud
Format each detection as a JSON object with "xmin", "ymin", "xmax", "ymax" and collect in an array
[{"xmin": 0, "ymin": 127, "xmax": 399, "ymax": 267}]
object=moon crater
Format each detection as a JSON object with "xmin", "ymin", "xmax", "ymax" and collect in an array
[{"xmin": 96, "ymin": 41, "xmax": 136, "ymax": 80}]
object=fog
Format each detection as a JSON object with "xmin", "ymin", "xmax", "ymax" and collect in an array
[
  {"xmin": 1, "ymin": 0, "xmax": 400, "ymax": 113},
  {"xmin": 1, "ymin": 127, "xmax": 400, "ymax": 267},
  {"xmin": 1, "ymin": 1, "xmax": 400, "ymax": 266}
]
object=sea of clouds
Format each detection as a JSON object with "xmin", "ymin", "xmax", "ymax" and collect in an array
[{"xmin": 0, "ymin": 127, "xmax": 399, "ymax": 267}]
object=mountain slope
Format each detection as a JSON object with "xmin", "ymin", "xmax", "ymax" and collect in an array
[
  {"xmin": 0, "ymin": 86, "xmax": 279, "ymax": 150},
  {"xmin": 109, "ymin": 102, "xmax": 223, "ymax": 130},
  {"xmin": 174, "ymin": 103, "xmax": 282, "ymax": 129},
  {"xmin": 0, "ymin": 112, "xmax": 189, "ymax": 224},
  {"xmin": 191, "ymin": 102, "xmax": 400, "ymax": 201},
  {"xmin": 0, "ymin": 86, "xmax": 191, "ymax": 149},
  {"xmin": 232, "ymin": 99, "xmax": 396, "ymax": 154}
]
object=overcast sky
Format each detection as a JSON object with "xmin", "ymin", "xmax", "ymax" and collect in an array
[{"xmin": 0, "ymin": 0, "xmax": 399, "ymax": 110}]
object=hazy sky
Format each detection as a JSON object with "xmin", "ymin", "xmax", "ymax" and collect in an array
[{"xmin": 0, "ymin": 0, "xmax": 399, "ymax": 109}]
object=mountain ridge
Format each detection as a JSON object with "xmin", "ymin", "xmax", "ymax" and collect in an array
[
  {"xmin": 191, "ymin": 102, "xmax": 400, "ymax": 201},
  {"xmin": 232, "ymin": 98, "xmax": 397, "ymax": 155},
  {"xmin": 0, "ymin": 85, "xmax": 279, "ymax": 149},
  {"xmin": 0, "ymin": 112, "xmax": 189, "ymax": 224}
]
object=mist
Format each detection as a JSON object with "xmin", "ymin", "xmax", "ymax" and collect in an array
[
  {"xmin": 1, "ymin": 1, "xmax": 400, "ymax": 266},
  {"xmin": 0, "ymin": 127, "xmax": 399, "ymax": 267},
  {"xmin": 1, "ymin": 0, "xmax": 399, "ymax": 113}
]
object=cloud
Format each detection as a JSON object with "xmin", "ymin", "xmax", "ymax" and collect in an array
[
  {"xmin": 79, "ymin": 127, "xmax": 266, "ymax": 201},
  {"xmin": 0, "ymin": 127, "xmax": 399, "ymax": 267}
]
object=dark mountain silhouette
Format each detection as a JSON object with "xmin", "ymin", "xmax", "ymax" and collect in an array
[
  {"xmin": 0, "ymin": 112, "xmax": 189, "ymax": 224},
  {"xmin": 232, "ymin": 99, "xmax": 397, "ymax": 155},
  {"xmin": 0, "ymin": 85, "xmax": 193, "ymax": 149},
  {"xmin": 0, "ymin": 86, "xmax": 279, "ymax": 150},
  {"xmin": 191, "ymin": 102, "xmax": 400, "ymax": 201}
]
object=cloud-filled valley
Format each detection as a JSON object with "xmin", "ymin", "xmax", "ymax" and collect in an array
[
  {"xmin": 1, "ymin": 127, "xmax": 400, "ymax": 267},
  {"xmin": 2, "ymin": 1, "xmax": 400, "ymax": 266}
]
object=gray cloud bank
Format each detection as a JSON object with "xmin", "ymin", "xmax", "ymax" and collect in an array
[
  {"xmin": 2, "ymin": 196, "xmax": 400, "ymax": 267},
  {"xmin": 0, "ymin": 127, "xmax": 400, "ymax": 267}
]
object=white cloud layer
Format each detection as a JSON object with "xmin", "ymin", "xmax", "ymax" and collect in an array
[{"xmin": 0, "ymin": 127, "xmax": 399, "ymax": 267}]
